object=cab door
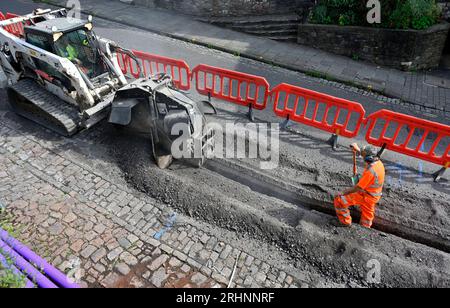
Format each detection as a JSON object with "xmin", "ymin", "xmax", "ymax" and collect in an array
[{"xmin": 25, "ymin": 30, "xmax": 74, "ymax": 91}]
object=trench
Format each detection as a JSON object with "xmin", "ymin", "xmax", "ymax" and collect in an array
[{"xmin": 204, "ymin": 158, "xmax": 450, "ymax": 254}]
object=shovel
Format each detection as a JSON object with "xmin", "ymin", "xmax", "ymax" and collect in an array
[{"xmin": 350, "ymin": 143, "xmax": 361, "ymax": 185}]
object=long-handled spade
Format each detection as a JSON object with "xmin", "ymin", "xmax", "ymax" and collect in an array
[{"xmin": 350, "ymin": 143, "xmax": 361, "ymax": 185}]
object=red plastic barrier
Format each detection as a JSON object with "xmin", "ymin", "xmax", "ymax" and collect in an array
[
  {"xmin": 116, "ymin": 50, "xmax": 191, "ymax": 91},
  {"xmin": 271, "ymin": 83, "xmax": 366, "ymax": 138},
  {"xmin": 116, "ymin": 51, "xmax": 129, "ymax": 75},
  {"xmin": 365, "ymin": 109, "xmax": 450, "ymax": 167},
  {"xmin": 2, "ymin": 13, "xmax": 25, "ymax": 38},
  {"xmin": 191, "ymin": 64, "xmax": 270, "ymax": 110}
]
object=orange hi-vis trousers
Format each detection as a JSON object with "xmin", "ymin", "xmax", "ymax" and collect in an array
[{"xmin": 334, "ymin": 192, "xmax": 378, "ymax": 228}]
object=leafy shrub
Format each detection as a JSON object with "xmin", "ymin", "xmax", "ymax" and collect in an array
[{"xmin": 309, "ymin": 0, "xmax": 442, "ymax": 30}]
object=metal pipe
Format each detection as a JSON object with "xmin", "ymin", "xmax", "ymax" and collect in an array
[
  {"xmin": 0, "ymin": 228, "xmax": 79, "ymax": 288},
  {"xmin": 0, "ymin": 239, "xmax": 57, "ymax": 288},
  {"xmin": 0, "ymin": 252, "xmax": 35, "ymax": 288}
]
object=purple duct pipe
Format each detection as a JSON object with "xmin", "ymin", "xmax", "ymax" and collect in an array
[
  {"xmin": 0, "ymin": 253, "xmax": 35, "ymax": 288},
  {"xmin": 0, "ymin": 228, "xmax": 80, "ymax": 288},
  {"xmin": 0, "ymin": 239, "xmax": 58, "ymax": 288}
]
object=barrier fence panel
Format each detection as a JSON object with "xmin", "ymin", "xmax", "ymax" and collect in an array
[
  {"xmin": 116, "ymin": 50, "xmax": 191, "ymax": 91},
  {"xmin": 192, "ymin": 64, "xmax": 270, "ymax": 120},
  {"xmin": 116, "ymin": 51, "xmax": 131, "ymax": 76},
  {"xmin": 364, "ymin": 109, "xmax": 450, "ymax": 181},
  {"xmin": 1, "ymin": 13, "xmax": 25, "ymax": 38},
  {"xmin": 270, "ymin": 83, "xmax": 366, "ymax": 149}
]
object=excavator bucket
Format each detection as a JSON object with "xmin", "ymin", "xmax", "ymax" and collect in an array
[{"xmin": 109, "ymin": 75, "xmax": 214, "ymax": 169}]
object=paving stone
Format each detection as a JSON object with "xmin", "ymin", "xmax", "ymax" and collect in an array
[
  {"xmin": 118, "ymin": 237, "xmax": 132, "ymax": 249},
  {"xmin": 191, "ymin": 273, "xmax": 208, "ymax": 285},
  {"xmin": 278, "ymin": 271, "xmax": 287, "ymax": 282},
  {"xmin": 210, "ymin": 252, "xmax": 220, "ymax": 263},
  {"xmin": 200, "ymin": 234, "xmax": 210, "ymax": 244},
  {"xmin": 178, "ymin": 231, "xmax": 188, "ymax": 242},
  {"xmin": 127, "ymin": 234, "xmax": 139, "ymax": 244},
  {"xmin": 255, "ymin": 272, "xmax": 267, "ymax": 283},
  {"xmin": 107, "ymin": 247, "xmax": 123, "ymax": 261},
  {"xmin": 160, "ymin": 244, "xmax": 174, "ymax": 255},
  {"xmin": 244, "ymin": 276, "xmax": 254, "ymax": 286},
  {"xmin": 151, "ymin": 268, "xmax": 168, "ymax": 288},
  {"xmin": 221, "ymin": 267, "xmax": 232, "ymax": 279},
  {"xmin": 168, "ymin": 257, "xmax": 182, "ymax": 268},
  {"xmin": 94, "ymin": 224, "xmax": 106, "ymax": 234},
  {"xmin": 220, "ymin": 245, "xmax": 233, "ymax": 259},
  {"xmin": 115, "ymin": 263, "xmax": 131, "ymax": 276},
  {"xmin": 101, "ymin": 272, "xmax": 120, "ymax": 288},
  {"xmin": 173, "ymin": 250, "xmax": 187, "ymax": 261},
  {"xmin": 121, "ymin": 251, "xmax": 138, "ymax": 266},
  {"xmin": 245, "ymin": 255, "xmax": 254, "ymax": 266},
  {"xmin": 80, "ymin": 245, "xmax": 97, "ymax": 259},
  {"xmin": 148, "ymin": 254, "xmax": 169, "ymax": 271},
  {"xmin": 94, "ymin": 263, "xmax": 106, "ymax": 274},
  {"xmin": 211, "ymin": 273, "xmax": 229, "ymax": 285},
  {"xmin": 200, "ymin": 266, "xmax": 212, "ymax": 277},
  {"xmin": 48, "ymin": 222, "xmax": 64, "ymax": 235},
  {"xmin": 70, "ymin": 239, "xmax": 84, "ymax": 253},
  {"xmin": 180, "ymin": 264, "xmax": 191, "ymax": 273},
  {"xmin": 142, "ymin": 271, "xmax": 151, "ymax": 280},
  {"xmin": 63, "ymin": 212, "xmax": 77, "ymax": 223},
  {"xmin": 91, "ymin": 247, "xmax": 107, "ymax": 263}
]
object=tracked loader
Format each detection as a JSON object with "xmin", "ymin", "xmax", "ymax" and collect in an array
[{"xmin": 0, "ymin": 9, "xmax": 214, "ymax": 168}]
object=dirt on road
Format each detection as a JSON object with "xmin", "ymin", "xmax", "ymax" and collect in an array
[
  {"xmin": 103, "ymin": 124, "xmax": 450, "ymax": 288},
  {"xmin": 1, "ymin": 87, "xmax": 449, "ymax": 288}
]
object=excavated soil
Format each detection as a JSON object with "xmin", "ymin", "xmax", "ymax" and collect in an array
[
  {"xmin": 1, "ymin": 88, "xmax": 449, "ymax": 287},
  {"xmin": 102, "ymin": 127, "xmax": 450, "ymax": 288}
]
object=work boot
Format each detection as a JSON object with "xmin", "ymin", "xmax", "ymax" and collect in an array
[{"xmin": 330, "ymin": 219, "xmax": 352, "ymax": 228}]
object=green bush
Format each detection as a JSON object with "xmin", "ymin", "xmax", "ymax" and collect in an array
[{"xmin": 309, "ymin": 0, "xmax": 442, "ymax": 30}]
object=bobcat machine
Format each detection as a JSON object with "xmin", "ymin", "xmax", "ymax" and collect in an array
[{"xmin": 0, "ymin": 8, "xmax": 214, "ymax": 168}]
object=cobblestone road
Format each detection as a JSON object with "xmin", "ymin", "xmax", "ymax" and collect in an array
[{"xmin": 0, "ymin": 118, "xmax": 310, "ymax": 288}]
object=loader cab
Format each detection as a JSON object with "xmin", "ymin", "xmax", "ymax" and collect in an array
[{"xmin": 24, "ymin": 18, "xmax": 107, "ymax": 80}]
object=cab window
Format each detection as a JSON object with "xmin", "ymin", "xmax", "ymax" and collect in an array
[
  {"xmin": 26, "ymin": 33, "xmax": 53, "ymax": 52},
  {"xmin": 54, "ymin": 29, "xmax": 106, "ymax": 78}
]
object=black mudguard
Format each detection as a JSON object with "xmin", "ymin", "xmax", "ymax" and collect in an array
[{"xmin": 109, "ymin": 98, "xmax": 141, "ymax": 126}]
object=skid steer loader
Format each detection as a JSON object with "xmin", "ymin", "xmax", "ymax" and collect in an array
[{"xmin": 0, "ymin": 8, "xmax": 214, "ymax": 168}]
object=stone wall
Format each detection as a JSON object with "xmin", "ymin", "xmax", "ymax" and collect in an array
[
  {"xmin": 438, "ymin": 0, "xmax": 450, "ymax": 22},
  {"xmin": 132, "ymin": 0, "xmax": 313, "ymax": 17},
  {"xmin": 297, "ymin": 23, "xmax": 450, "ymax": 70}
]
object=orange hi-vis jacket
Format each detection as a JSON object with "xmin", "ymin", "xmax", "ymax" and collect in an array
[
  {"xmin": 334, "ymin": 159, "xmax": 385, "ymax": 228},
  {"xmin": 358, "ymin": 160, "xmax": 385, "ymax": 202}
]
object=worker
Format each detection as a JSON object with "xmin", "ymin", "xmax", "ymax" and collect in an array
[
  {"xmin": 56, "ymin": 31, "xmax": 90, "ymax": 67},
  {"xmin": 333, "ymin": 145, "xmax": 385, "ymax": 228}
]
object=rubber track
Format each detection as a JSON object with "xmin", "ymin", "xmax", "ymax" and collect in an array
[{"xmin": 8, "ymin": 79, "xmax": 80, "ymax": 137}]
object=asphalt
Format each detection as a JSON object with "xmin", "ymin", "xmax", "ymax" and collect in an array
[{"xmin": 30, "ymin": 0, "xmax": 450, "ymax": 118}]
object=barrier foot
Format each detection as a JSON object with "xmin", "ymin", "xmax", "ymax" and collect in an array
[
  {"xmin": 327, "ymin": 134, "xmax": 339, "ymax": 151},
  {"xmin": 248, "ymin": 105, "xmax": 255, "ymax": 122},
  {"xmin": 280, "ymin": 116, "xmax": 292, "ymax": 130},
  {"xmin": 433, "ymin": 167, "xmax": 447, "ymax": 183}
]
